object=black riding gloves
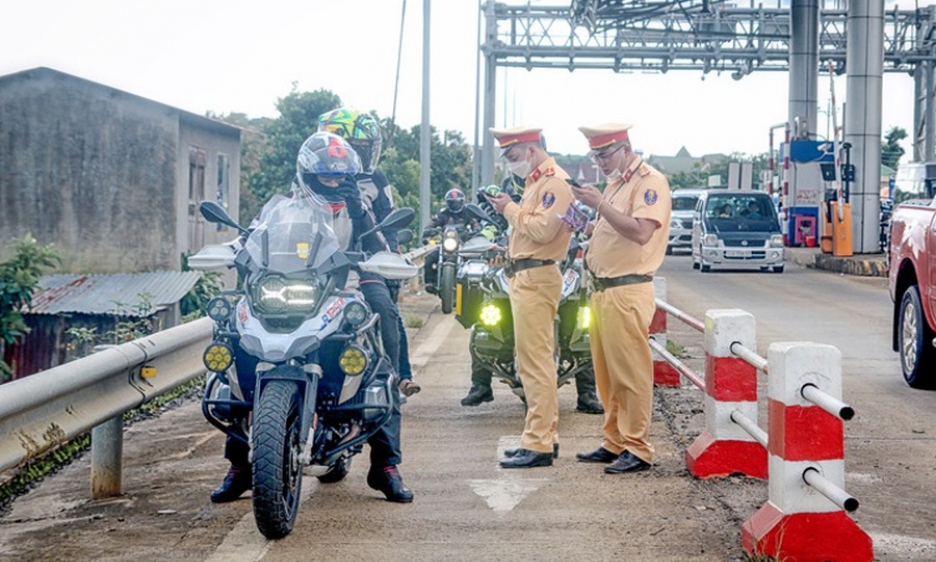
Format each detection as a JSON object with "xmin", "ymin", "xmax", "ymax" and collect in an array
[{"xmin": 336, "ymin": 177, "xmax": 365, "ymax": 219}]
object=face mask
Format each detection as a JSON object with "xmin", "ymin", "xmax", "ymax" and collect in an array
[
  {"xmin": 509, "ymin": 158, "xmax": 532, "ymax": 179},
  {"xmin": 606, "ymin": 168, "xmax": 623, "ymax": 181}
]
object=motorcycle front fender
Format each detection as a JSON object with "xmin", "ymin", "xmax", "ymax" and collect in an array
[{"xmin": 255, "ymin": 364, "xmax": 319, "ymax": 446}]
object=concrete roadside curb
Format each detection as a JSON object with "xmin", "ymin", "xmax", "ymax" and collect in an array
[{"xmin": 786, "ymin": 247, "xmax": 888, "ymax": 277}]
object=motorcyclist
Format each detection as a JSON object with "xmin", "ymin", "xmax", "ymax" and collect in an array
[
  {"xmin": 422, "ymin": 188, "xmax": 480, "ymax": 293},
  {"xmin": 461, "ymin": 173, "xmax": 604, "ymax": 414},
  {"xmin": 318, "ymin": 108, "xmax": 419, "ymax": 399},
  {"xmin": 209, "ymin": 131, "xmax": 413, "ymax": 504}
]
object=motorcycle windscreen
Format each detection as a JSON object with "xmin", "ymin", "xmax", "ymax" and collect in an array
[{"xmin": 245, "ymin": 193, "xmax": 342, "ymax": 274}]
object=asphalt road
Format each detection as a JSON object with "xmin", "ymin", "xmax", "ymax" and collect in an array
[{"xmin": 1, "ymin": 254, "xmax": 934, "ymax": 561}]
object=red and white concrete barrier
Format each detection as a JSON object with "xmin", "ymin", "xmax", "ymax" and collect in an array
[
  {"xmin": 741, "ymin": 342, "xmax": 872, "ymax": 562},
  {"xmin": 650, "ymin": 278, "xmax": 680, "ymax": 387},
  {"xmin": 685, "ymin": 309, "xmax": 767, "ymax": 479}
]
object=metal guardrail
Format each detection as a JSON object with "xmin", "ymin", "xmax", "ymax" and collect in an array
[{"xmin": 0, "ymin": 317, "xmax": 213, "ymax": 476}]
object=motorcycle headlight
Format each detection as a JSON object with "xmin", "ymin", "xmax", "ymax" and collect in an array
[
  {"xmin": 577, "ymin": 306, "xmax": 591, "ymax": 330},
  {"xmin": 339, "ymin": 345, "xmax": 368, "ymax": 376},
  {"xmin": 344, "ymin": 300, "xmax": 369, "ymax": 327},
  {"xmin": 480, "ymin": 303, "xmax": 502, "ymax": 327},
  {"xmin": 203, "ymin": 342, "xmax": 234, "ymax": 372},
  {"xmin": 250, "ymin": 274, "xmax": 322, "ymax": 315},
  {"xmin": 442, "ymin": 235, "xmax": 459, "ymax": 253},
  {"xmin": 206, "ymin": 296, "xmax": 233, "ymax": 322}
]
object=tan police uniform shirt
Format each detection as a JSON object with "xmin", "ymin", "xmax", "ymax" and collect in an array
[
  {"xmin": 503, "ymin": 157, "xmax": 574, "ymax": 262},
  {"xmin": 586, "ymin": 158, "xmax": 671, "ymax": 277}
]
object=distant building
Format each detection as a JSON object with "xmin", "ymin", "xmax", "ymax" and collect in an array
[
  {"xmin": 0, "ymin": 67, "xmax": 241, "ymax": 273},
  {"xmin": 646, "ymin": 146, "xmax": 728, "ymax": 176}
]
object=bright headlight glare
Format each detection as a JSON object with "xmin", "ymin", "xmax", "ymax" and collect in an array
[
  {"xmin": 480, "ymin": 304, "xmax": 502, "ymax": 327},
  {"xmin": 577, "ymin": 306, "xmax": 591, "ymax": 329},
  {"xmin": 203, "ymin": 342, "xmax": 234, "ymax": 372},
  {"xmin": 344, "ymin": 300, "xmax": 368, "ymax": 326},
  {"xmin": 206, "ymin": 296, "xmax": 233, "ymax": 322},
  {"xmin": 442, "ymin": 237, "xmax": 459, "ymax": 252},
  {"xmin": 339, "ymin": 345, "xmax": 368, "ymax": 376}
]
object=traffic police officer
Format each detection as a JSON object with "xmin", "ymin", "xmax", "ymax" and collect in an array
[
  {"xmin": 570, "ymin": 123, "xmax": 671, "ymax": 474},
  {"xmin": 485, "ymin": 126, "xmax": 574, "ymax": 469}
]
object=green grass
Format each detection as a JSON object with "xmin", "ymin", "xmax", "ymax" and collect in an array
[{"xmin": 403, "ymin": 313, "xmax": 425, "ymax": 329}]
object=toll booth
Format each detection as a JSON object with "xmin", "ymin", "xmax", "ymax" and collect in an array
[{"xmin": 780, "ymin": 140, "xmax": 834, "ymax": 247}]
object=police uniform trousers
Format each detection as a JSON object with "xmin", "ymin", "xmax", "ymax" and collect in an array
[
  {"xmin": 509, "ymin": 265, "xmax": 562, "ymax": 453},
  {"xmin": 589, "ymin": 282, "xmax": 656, "ymax": 464}
]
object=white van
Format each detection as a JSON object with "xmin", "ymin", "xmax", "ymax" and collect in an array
[
  {"xmin": 667, "ymin": 188, "xmax": 704, "ymax": 254},
  {"xmin": 691, "ymin": 189, "xmax": 785, "ymax": 273}
]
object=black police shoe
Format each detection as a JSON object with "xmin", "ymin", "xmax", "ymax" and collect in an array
[
  {"xmin": 499, "ymin": 448, "xmax": 553, "ymax": 469},
  {"xmin": 367, "ymin": 465, "xmax": 414, "ymax": 503},
  {"xmin": 504, "ymin": 443, "xmax": 559, "ymax": 459},
  {"xmin": 460, "ymin": 385, "xmax": 494, "ymax": 406},
  {"xmin": 425, "ymin": 284, "xmax": 438, "ymax": 295},
  {"xmin": 576, "ymin": 391, "xmax": 604, "ymax": 414},
  {"xmin": 209, "ymin": 465, "xmax": 252, "ymax": 503},
  {"xmin": 575, "ymin": 447, "xmax": 619, "ymax": 464},
  {"xmin": 603, "ymin": 450, "xmax": 651, "ymax": 474}
]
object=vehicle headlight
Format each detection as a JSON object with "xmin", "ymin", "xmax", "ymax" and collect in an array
[
  {"xmin": 442, "ymin": 234, "xmax": 459, "ymax": 253},
  {"xmin": 703, "ymin": 234, "xmax": 719, "ymax": 246},
  {"xmin": 339, "ymin": 345, "xmax": 368, "ymax": 376},
  {"xmin": 250, "ymin": 274, "xmax": 321, "ymax": 315},
  {"xmin": 480, "ymin": 304, "xmax": 502, "ymax": 327},
  {"xmin": 203, "ymin": 342, "xmax": 234, "ymax": 372},
  {"xmin": 670, "ymin": 218, "xmax": 680, "ymax": 229},
  {"xmin": 206, "ymin": 296, "xmax": 233, "ymax": 322},
  {"xmin": 344, "ymin": 300, "xmax": 369, "ymax": 327},
  {"xmin": 769, "ymin": 234, "xmax": 784, "ymax": 247},
  {"xmin": 577, "ymin": 306, "xmax": 591, "ymax": 329}
]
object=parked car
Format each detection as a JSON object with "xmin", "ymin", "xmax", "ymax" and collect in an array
[
  {"xmin": 888, "ymin": 193, "xmax": 936, "ymax": 388},
  {"xmin": 691, "ymin": 189, "xmax": 785, "ymax": 273},
  {"xmin": 667, "ymin": 188, "xmax": 704, "ymax": 254}
]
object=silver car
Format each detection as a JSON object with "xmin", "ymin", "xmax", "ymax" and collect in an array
[
  {"xmin": 691, "ymin": 189, "xmax": 785, "ymax": 273},
  {"xmin": 667, "ymin": 188, "xmax": 704, "ymax": 254}
]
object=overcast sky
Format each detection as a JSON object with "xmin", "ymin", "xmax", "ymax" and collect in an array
[{"xmin": 0, "ymin": 0, "xmax": 931, "ymax": 159}]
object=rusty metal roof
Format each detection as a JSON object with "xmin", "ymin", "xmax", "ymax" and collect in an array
[{"xmin": 28, "ymin": 271, "xmax": 202, "ymax": 316}]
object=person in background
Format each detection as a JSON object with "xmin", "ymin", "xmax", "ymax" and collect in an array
[
  {"xmin": 318, "ymin": 108, "xmax": 420, "ymax": 399},
  {"xmin": 421, "ymin": 188, "xmax": 480, "ymax": 294},
  {"xmin": 570, "ymin": 123, "xmax": 671, "ymax": 474}
]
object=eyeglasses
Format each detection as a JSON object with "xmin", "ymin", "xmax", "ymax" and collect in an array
[{"xmin": 589, "ymin": 144, "xmax": 625, "ymax": 163}]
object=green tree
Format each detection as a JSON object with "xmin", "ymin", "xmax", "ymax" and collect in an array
[
  {"xmin": 882, "ymin": 126, "xmax": 907, "ymax": 170},
  {"xmin": 667, "ymin": 152, "xmax": 769, "ymax": 191},
  {"xmin": 0, "ymin": 235, "xmax": 60, "ymax": 381}
]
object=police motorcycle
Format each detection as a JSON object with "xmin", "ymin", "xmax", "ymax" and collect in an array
[
  {"xmin": 187, "ymin": 193, "xmax": 416, "ymax": 540},
  {"xmin": 455, "ymin": 203, "xmax": 594, "ymax": 403},
  {"xmin": 421, "ymin": 223, "xmax": 469, "ymax": 314}
]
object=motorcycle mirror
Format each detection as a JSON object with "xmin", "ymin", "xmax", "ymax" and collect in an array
[
  {"xmin": 380, "ymin": 207, "xmax": 415, "ymax": 230},
  {"xmin": 200, "ymin": 201, "xmax": 248, "ymax": 235},
  {"xmin": 397, "ymin": 229, "xmax": 414, "ymax": 245},
  {"xmin": 466, "ymin": 203, "xmax": 493, "ymax": 224}
]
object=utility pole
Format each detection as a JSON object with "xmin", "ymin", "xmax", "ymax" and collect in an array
[{"xmin": 419, "ymin": 0, "xmax": 431, "ymax": 234}]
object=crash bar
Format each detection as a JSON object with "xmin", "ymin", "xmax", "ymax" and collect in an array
[
  {"xmin": 800, "ymin": 383, "xmax": 855, "ymax": 421},
  {"xmin": 654, "ymin": 298, "xmax": 704, "ymax": 333},
  {"xmin": 803, "ymin": 467, "xmax": 860, "ymax": 512}
]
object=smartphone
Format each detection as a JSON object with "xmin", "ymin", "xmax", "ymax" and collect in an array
[{"xmin": 565, "ymin": 178, "xmax": 582, "ymax": 189}]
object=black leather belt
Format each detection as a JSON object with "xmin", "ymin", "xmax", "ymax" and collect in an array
[
  {"xmin": 591, "ymin": 274, "xmax": 653, "ymax": 292},
  {"xmin": 505, "ymin": 258, "xmax": 555, "ymax": 277}
]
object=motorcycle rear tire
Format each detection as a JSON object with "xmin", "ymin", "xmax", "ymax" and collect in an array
[
  {"xmin": 252, "ymin": 380, "xmax": 303, "ymax": 540},
  {"xmin": 440, "ymin": 263, "xmax": 456, "ymax": 314},
  {"xmin": 317, "ymin": 456, "xmax": 352, "ymax": 484}
]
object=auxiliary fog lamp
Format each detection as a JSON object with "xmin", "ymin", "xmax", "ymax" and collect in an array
[
  {"xmin": 480, "ymin": 303, "xmax": 502, "ymax": 327},
  {"xmin": 339, "ymin": 345, "xmax": 368, "ymax": 376},
  {"xmin": 203, "ymin": 341, "xmax": 234, "ymax": 372},
  {"xmin": 206, "ymin": 296, "xmax": 233, "ymax": 322},
  {"xmin": 577, "ymin": 305, "xmax": 591, "ymax": 330}
]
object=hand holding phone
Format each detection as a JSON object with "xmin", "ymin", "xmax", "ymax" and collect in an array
[{"xmin": 565, "ymin": 178, "xmax": 582, "ymax": 189}]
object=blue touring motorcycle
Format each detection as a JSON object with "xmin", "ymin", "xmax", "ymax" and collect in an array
[{"xmin": 188, "ymin": 193, "xmax": 416, "ymax": 539}]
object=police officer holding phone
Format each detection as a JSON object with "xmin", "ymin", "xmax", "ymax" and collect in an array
[
  {"xmin": 571, "ymin": 123, "xmax": 671, "ymax": 474},
  {"xmin": 485, "ymin": 126, "xmax": 574, "ymax": 469}
]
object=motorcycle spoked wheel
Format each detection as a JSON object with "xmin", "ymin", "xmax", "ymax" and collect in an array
[
  {"xmin": 317, "ymin": 456, "xmax": 352, "ymax": 484},
  {"xmin": 252, "ymin": 380, "xmax": 303, "ymax": 540},
  {"xmin": 440, "ymin": 263, "xmax": 456, "ymax": 314}
]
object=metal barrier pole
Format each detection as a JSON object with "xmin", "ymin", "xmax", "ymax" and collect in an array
[
  {"xmin": 801, "ymin": 383, "xmax": 855, "ymax": 420},
  {"xmin": 91, "ymin": 416, "xmax": 123, "ymax": 498},
  {"xmin": 741, "ymin": 342, "xmax": 872, "ymax": 562},
  {"xmin": 650, "ymin": 278, "xmax": 680, "ymax": 386},
  {"xmin": 647, "ymin": 338, "xmax": 704, "ymax": 390},
  {"xmin": 685, "ymin": 309, "xmax": 766, "ymax": 479},
  {"xmin": 729, "ymin": 410, "xmax": 767, "ymax": 448}
]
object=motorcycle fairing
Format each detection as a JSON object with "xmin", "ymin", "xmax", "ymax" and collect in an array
[{"xmin": 236, "ymin": 296, "xmax": 347, "ymax": 362}]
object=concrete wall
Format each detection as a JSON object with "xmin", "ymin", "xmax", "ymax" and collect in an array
[{"xmin": 0, "ymin": 68, "xmax": 240, "ymax": 273}]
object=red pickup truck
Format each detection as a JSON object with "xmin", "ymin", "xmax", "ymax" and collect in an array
[{"xmin": 889, "ymin": 196, "xmax": 936, "ymax": 388}]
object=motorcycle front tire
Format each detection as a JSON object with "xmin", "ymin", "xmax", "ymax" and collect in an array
[
  {"xmin": 440, "ymin": 263, "xmax": 456, "ymax": 314},
  {"xmin": 252, "ymin": 380, "xmax": 303, "ymax": 540}
]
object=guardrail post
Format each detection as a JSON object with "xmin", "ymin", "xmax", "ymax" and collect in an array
[
  {"xmin": 650, "ymin": 277, "xmax": 680, "ymax": 387},
  {"xmin": 741, "ymin": 342, "xmax": 872, "ymax": 561},
  {"xmin": 685, "ymin": 309, "xmax": 767, "ymax": 479},
  {"xmin": 91, "ymin": 416, "xmax": 123, "ymax": 498}
]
